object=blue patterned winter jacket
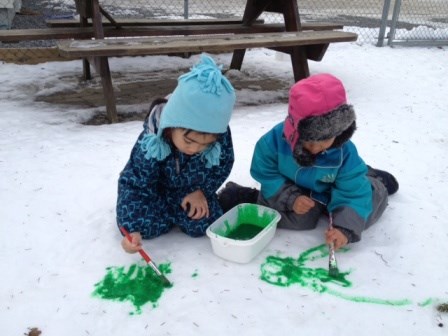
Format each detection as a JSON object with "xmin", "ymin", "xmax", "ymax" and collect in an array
[{"xmin": 116, "ymin": 102, "xmax": 234, "ymax": 236}]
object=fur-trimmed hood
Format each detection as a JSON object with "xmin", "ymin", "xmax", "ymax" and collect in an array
[{"xmin": 283, "ymin": 73, "xmax": 356, "ymax": 166}]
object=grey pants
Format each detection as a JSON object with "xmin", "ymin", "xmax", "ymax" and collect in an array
[{"xmin": 257, "ymin": 177, "xmax": 389, "ymax": 231}]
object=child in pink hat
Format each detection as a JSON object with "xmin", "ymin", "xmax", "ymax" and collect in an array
[{"xmin": 219, "ymin": 73, "xmax": 398, "ymax": 249}]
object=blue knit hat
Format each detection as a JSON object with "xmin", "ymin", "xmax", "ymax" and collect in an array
[{"xmin": 139, "ymin": 54, "xmax": 236, "ymax": 167}]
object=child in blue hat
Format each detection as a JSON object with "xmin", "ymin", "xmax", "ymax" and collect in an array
[{"xmin": 117, "ymin": 54, "xmax": 236, "ymax": 253}]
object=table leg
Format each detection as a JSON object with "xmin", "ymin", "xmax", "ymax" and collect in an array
[
  {"xmin": 90, "ymin": 0, "xmax": 118, "ymax": 123},
  {"xmin": 231, "ymin": 0, "xmax": 310, "ymax": 82},
  {"xmin": 96, "ymin": 58, "xmax": 118, "ymax": 123},
  {"xmin": 99, "ymin": 5, "xmax": 122, "ymax": 28},
  {"xmin": 290, "ymin": 47, "xmax": 309, "ymax": 81},
  {"xmin": 80, "ymin": 15, "xmax": 92, "ymax": 80},
  {"xmin": 230, "ymin": 49, "xmax": 246, "ymax": 71},
  {"xmin": 230, "ymin": 0, "xmax": 269, "ymax": 71},
  {"xmin": 279, "ymin": 0, "xmax": 309, "ymax": 81},
  {"xmin": 241, "ymin": 0, "xmax": 271, "ymax": 25}
]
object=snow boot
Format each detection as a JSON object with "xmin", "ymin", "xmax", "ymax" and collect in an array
[
  {"xmin": 217, "ymin": 181, "xmax": 260, "ymax": 212},
  {"xmin": 367, "ymin": 165, "xmax": 399, "ymax": 195}
]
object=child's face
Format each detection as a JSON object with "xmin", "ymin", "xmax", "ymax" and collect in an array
[
  {"xmin": 302, "ymin": 137, "xmax": 336, "ymax": 155},
  {"xmin": 171, "ymin": 128, "xmax": 217, "ymax": 155}
]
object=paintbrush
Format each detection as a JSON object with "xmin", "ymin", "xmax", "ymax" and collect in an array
[
  {"xmin": 119, "ymin": 226, "xmax": 171, "ymax": 286},
  {"xmin": 328, "ymin": 213, "xmax": 340, "ymax": 277}
]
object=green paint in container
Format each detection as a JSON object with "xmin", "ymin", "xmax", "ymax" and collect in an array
[
  {"xmin": 221, "ymin": 204, "xmax": 277, "ymax": 240},
  {"xmin": 225, "ymin": 223, "xmax": 264, "ymax": 240},
  {"xmin": 206, "ymin": 203, "xmax": 281, "ymax": 263}
]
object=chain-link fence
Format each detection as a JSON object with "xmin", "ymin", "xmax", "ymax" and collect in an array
[
  {"xmin": 379, "ymin": 0, "xmax": 448, "ymax": 46},
  {"xmin": 1, "ymin": 0, "xmax": 447, "ymax": 63}
]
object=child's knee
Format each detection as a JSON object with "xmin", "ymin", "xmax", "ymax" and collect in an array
[
  {"xmin": 179, "ymin": 221, "xmax": 209, "ymax": 237},
  {"xmin": 278, "ymin": 214, "xmax": 319, "ymax": 230},
  {"xmin": 140, "ymin": 222, "xmax": 172, "ymax": 239},
  {"xmin": 177, "ymin": 200, "xmax": 222, "ymax": 237},
  {"xmin": 277, "ymin": 203, "xmax": 323, "ymax": 230}
]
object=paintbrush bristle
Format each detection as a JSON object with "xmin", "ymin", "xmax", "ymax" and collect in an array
[
  {"xmin": 160, "ymin": 275, "xmax": 172, "ymax": 287},
  {"xmin": 328, "ymin": 244, "xmax": 339, "ymax": 277},
  {"xmin": 329, "ymin": 264, "xmax": 339, "ymax": 277}
]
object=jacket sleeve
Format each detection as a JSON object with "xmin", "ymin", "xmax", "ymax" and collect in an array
[
  {"xmin": 250, "ymin": 130, "xmax": 305, "ymax": 211},
  {"xmin": 201, "ymin": 127, "xmax": 234, "ymax": 199},
  {"xmin": 329, "ymin": 143, "xmax": 373, "ymax": 242},
  {"xmin": 116, "ymin": 131, "xmax": 161, "ymax": 233},
  {"xmin": 259, "ymin": 181, "xmax": 308, "ymax": 212}
]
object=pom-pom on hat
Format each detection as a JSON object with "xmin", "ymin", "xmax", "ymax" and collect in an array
[
  {"xmin": 159, "ymin": 54, "xmax": 236, "ymax": 134},
  {"xmin": 139, "ymin": 54, "xmax": 236, "ymax": 167},
  {"xmin": 283, "ymin": 73, "xmax": 355, "ymax": 152}
]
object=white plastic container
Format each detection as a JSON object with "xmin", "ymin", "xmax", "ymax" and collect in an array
[{"xmin": 206, "ymin": 203, "xmax": 281, "ymax": 263}]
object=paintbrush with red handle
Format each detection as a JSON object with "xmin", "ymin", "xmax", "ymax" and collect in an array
[{"xmin": 119, "ymin": 226, "xmax": 171, "ymax": 286}]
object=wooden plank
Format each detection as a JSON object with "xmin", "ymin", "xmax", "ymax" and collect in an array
[
  {"xmin": 1, "ymin": 22, "xmax": 345, "ymax": 43},
  {"xmin": 46, "ymin": 18, "xmax": 342, "ymax": 31},
  {"xmin": 46, "ymin": 18, "xmax": 263, "ymax": 28},
  {"xmin": 272, "ymin": 44, "xmax": 330, "ymax": 61},
  {"xmin": 0, "ymin": 23, "xmax": 286, "ymax": 42},
  {"xmin": 100, "ymin": 23, "xmax": 285, "ymax": 36},
  {"xmin": 58, "ymin": 31, "xmax": 358, "ymax": 58},
  {"xmin": 302, "ymin": 22, "xmax": 343, "ymax": 31}
]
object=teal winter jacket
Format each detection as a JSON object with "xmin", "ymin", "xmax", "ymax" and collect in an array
[{"xmin": 250, "ymin": 122, "xmax": 373, "ymax": 238}]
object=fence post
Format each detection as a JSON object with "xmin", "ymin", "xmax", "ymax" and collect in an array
[
  {"xmin": 184, "ymin": 0, "xmax": 189, "ymax": 19},
  {"xmin": 377, "ymin": 0, "xmax": 392, "ymax": 47},
  {"xmin": 388, "ymin": 0, "xmax": 402, "ymax": 46}
]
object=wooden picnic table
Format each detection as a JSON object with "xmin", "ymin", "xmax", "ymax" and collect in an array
[
  {"xmin": 67, "ymin": 0, "xmax": 355, "ymax": 122},
  {"xmin": 75, "ymin": 0, "xmax": 317, "ymax": 81}
]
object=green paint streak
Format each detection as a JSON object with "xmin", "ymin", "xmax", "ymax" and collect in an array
[
  {"xmin": 92, "ymin": 262, "xmax": 172, "ymax": 314},
  {"xmin": 418, "ymin": 298, "xmax": 434, "ymax": 307},
  {"xmin": 215, "ymin": 204, "xmax": 277, "ymax": 239},
  {"xmin": 192, "ymin": 269, "xmax": 199, "ymax": 278},
  {"xmin": 261, "ymin": 246, "xmax": 351, "ymax": 291},
  {"xmin": 261, "ymin": 244, "xmax": 412, "ymax": 307},
  {"xmin": 326, "ymin": 288, "xmax": 411, "ymax": 306}
]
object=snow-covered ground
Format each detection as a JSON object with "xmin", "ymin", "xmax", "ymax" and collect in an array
[{"xmin": 1, "ymin": 35, "xmax": 448, "ymax": 335}]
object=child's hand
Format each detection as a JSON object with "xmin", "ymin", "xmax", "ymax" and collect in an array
[
  {"xmin": 181, "ymin": 190, "xmax": 209, "ymax": 219},
  {"xmin": 121, "ymin": 231, "xmax": 143, "ymax": 253},
  {"xmin": 325, "ymin": 228, "xmax": 348, "ymax": 250},
  {"xmin": 292, "ymin": 195, "xmax": 316, "ymax": 214}
]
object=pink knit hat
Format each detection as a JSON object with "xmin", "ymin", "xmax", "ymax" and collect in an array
[{"xmin": 283, "ymin": 73, "xmax": 355, "ymax": 151}]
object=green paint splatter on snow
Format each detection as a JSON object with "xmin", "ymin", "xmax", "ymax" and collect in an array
[
  {"xmin": 92, "ymin": 262, "xmax": 172, "ymax": 315},
  {"xmin": 192, "ymin": 269, "xmax": 199, "ymax": 278},
  {"xmin": 260, "ymin": 244, "xmax": 412, "ymax": 306}
]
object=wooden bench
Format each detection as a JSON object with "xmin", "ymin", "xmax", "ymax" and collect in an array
[
  {"xmin": 58, "ymin": 31, "xmax": 356, "ymax": 58},
  {"xmin": 0, "ymin": 22, "xmax": 343, "ymax": 43},
  {"xmin": 57, "ymin": 30, "xmax": 357, "ymax": 122}
]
